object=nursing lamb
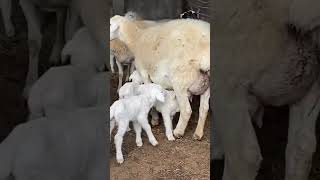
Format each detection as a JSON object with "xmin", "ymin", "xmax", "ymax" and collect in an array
[
  {"xmin": 110, "ymin": 85, "xmax": 166, "ymax": 164},
  {"xmin": 119, "ymin": 81, "xmax": 182, "ymax": 141}
]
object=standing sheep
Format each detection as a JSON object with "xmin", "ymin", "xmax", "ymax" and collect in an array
[
  {"xmin": 110, "ymin": 38, "xmax": 135, "ymax": 91},
  {"xmin": 110, "ymin": 86, "xmax": 166, "ymax": 164},
  {"xmin": 110, "ymin": 15, "xmax": 210, "ymax": 140}
]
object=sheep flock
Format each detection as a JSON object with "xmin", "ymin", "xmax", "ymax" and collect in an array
[{"xmin": 110, "ymin": 11, "xmax": 210, "ymax": 164}]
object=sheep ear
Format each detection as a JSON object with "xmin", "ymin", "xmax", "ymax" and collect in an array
[{"xmin": 110, "ymin": 22, "xmax": 119, "ymax": 40}]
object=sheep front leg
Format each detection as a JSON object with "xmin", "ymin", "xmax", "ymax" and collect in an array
[
  {"xmin": 110, "ymin": 120, "xmax": 115, "ymax": 142},
  {"xmin": 1, "ymin": 0, "xmax": 14, "ymax": 37},
  {"xmin": 116, "ymin": 60, "xmax": 123, "ymax": 92},
  {"xmin": 193, "ymin": 87, "xmax": 210, "ymax": 140},
  {"xmin": 173, "ymin": 90, "xmax": 192, "ymax": 138},
  {"xmin": 20, "ymin": 0, "xmax": 42, "ymax": 98},
  {"xmin": 161, "ymin": 112, "xmax": 175, "ymax": 141},
  {"xmin": 285, "ymin": 80, "xmax": 320, "ymax": 180},
  {"xmin": 214, "ymin": 86, "xmax": 262, "ymax": 180},
  {"xmin": 133, "ymin": 121, "xmax": 143, "ymax": 147},
  {"xmin": 110, "ymin": 53, "xmax": 115, "ymax": 73},
  {"xmin": 49, "ymin": 9, "xmax": 66, "ymax": 66},
  {"xmin": 138, "ymin": 116, "xmax": 158, "ymax": 146},
  {"xmin": 114, "ymin": 119, "xmax": 129, "ymax": 164},
  {"xmin": 125, "ymin": 64, "xmax": 131, "ymax": 82},
  {"xmin": 150, "ymin": 109, "xmax": 160, "ymax": 127}
]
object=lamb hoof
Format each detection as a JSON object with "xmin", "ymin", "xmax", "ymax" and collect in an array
[
  {"xmin": 167, "ymin": 135, "xmax": 175, "ymax": 141},
  {"xmin": 150, "ymin": 140, "xmax": 158, "ymax": 146},
  {"xmin": 193, "ymin": 133, "xmax": 203, "ymax": 141},
  {"xmin": 136, "ymin": 141, "xmax": 143, "ymax": 147},
  {"xmin": 117, "ymin": 158, "xmax": 124, "ymax": 164},
  {"xmin": 151, "ymin": 119, "xmax": 159, "ymax": 127},
  {"xmin": 173, "ymin": 129, "xmax": 184, "ymax": 138}
]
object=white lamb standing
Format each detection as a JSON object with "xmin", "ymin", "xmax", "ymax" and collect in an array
[
  {"xmin": 119, "ymin": 80, "xmax": 180, "ymax": 141},
  {"xmin": 110, "ymin": 84, "xmax": 166, "ymax": 164},
  {"xmin": 110, "ymin": 14, "xmax": 210, "ymax": 140}
]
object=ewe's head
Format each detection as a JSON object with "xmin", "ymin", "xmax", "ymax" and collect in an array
[
  {"xmin": 110, "ymin": 15, "xmax": 140, "ymax": 43},
  {"xmin": 110, "ymin": 15, "xmax": 124, "ymax": 40}
]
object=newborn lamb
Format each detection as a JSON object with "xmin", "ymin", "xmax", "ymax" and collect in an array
[
  {"xmin": 119, "ymin": 81, "xmax": 180, "ymax": 141},
  {"xmin": 110, "ymin": 84, "xmax": 165, "ymax": 164}
]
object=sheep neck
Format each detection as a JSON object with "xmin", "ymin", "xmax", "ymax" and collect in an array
[{"xmin": 120, "ymin": 20, "xmax": 142, "ymax": 53}]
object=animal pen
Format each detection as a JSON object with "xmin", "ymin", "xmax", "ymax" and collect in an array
[{"xmin": 109, "ymin": 0, "xmax": 211, "ymax": 179}]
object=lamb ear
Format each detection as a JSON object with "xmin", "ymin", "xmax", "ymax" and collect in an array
[{"xmin": 156, "ymin": 91, "xmax": 165, "ymax": 102}]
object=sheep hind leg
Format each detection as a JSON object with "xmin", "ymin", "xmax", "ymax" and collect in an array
[
  {"xmin": 133, "ymin": 121, "xmax": 143, "ymax": 147},
  {"xmin": 114, "ymin": 119, "xmax": 129, "ymax": 164},
  {"xmin": 116, "ymin": 60, "xmax": 123, "ymax": 92},
  {"xmin": 173, "ymin": 89, "xmax": 192, "ymax": 138},
  {"xmin": 193, "ymin": 87, "xmax": 210, "ymax": 140},
  {"xmin": 285, "ymin": 80, "xmax": 320, "ymax": 180}
]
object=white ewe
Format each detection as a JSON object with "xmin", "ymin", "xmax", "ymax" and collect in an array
[
  {"xmin": 110, "ymin": 15, "xmax": 210, "ymax": 140},
  {"xmin": 110, "ymin": 85, "xmax": 165, "ymax": 164}
]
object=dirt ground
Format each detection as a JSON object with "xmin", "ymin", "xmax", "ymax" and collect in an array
[{"xmin": 110, "ymin": 74, "xmax": 211, "ymax": 180}]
